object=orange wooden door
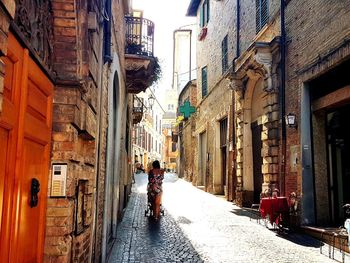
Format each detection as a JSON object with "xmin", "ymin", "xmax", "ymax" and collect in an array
[{"xmin": 0, "ymin": 33, "xmax": 53, "ymax": 263}]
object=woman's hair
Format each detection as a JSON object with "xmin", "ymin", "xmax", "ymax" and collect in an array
[{"xmin": 152, "ymin": 160, "xmax": 160, "ymax": 169}]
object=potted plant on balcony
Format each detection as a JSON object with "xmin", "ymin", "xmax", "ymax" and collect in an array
[{"xmin": 126, "ymin": 39, "xmax": 144, "ymax": 55}]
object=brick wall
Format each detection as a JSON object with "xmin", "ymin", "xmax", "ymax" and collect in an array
[
  {"xmin": 196, "ymin": 0, "xmax": 237, "ymax": 95},
  {"xmin": 283, "ymin": 0, "xmax": 350, "ymax": 224},
  {"xmin": 45, "ymin": 0, "xmax": 103, "ymax": 261},
  {"xmin": 284, "ymin": 0, "xmax": 350, "ymax": 201}
]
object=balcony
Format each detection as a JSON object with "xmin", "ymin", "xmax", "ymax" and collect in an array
[{"xmin": 125, "ymin": 16, "xmax": 160, "ymax": 94}]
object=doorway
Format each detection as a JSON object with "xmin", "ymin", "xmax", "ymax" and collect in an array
[
  {"xmin": 327, "ymin": 105, "xmax": 350, "ymax": 224},
  {"xmin": 251, "ymin": 121, "xmax": 263, "ymax": 204},
  {"xmin": 220, "ymin": 118, "xmax": 228, "ymax": 194},
  {"xmin": 0, "ymin": 33, "xmax": 53, "ymax": 262},
  {"xmin": 105, "ymin": 71, "xmax": 120, "ymax": 254},
  {"xmin": 199, "ymin": 131, "xmax": 207, "ymax": 186}
]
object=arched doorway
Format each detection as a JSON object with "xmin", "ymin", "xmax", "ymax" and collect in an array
[
  {"xmin": 104, "ymin": 71, "xmax": 121, "ymax": 252},
  {"xmin": 242, "ymin": 76, "xmax": 265, "ymax": 204}
]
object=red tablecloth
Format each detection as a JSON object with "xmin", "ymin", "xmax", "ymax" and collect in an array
[{"xmin": 260, "ymin": 197, "xmax": 289, "ymax": 225}]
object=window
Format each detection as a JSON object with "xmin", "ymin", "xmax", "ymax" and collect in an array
[
  {"xmin": 200, "ymin": 0, "xmax": 210, "ymax": 28},
  {"xmin": 201, "ymin": 66, "xmax": 208, "ymax": 97},
  {"xmin": 171, "ymin": 143, "xmax": 177, "ymax": 152},
  {"xmin": 221, "ymin": 35, "xmax": 228, "ymax": 74},
  {"xmin": 220, "ymin": 117, "xmax": 228, "ymax": 147},
  {"xmin": 256, "ymin": 0, "xmax": 268, "ymax": 33}
]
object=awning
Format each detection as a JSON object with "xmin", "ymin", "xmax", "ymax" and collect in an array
[{"xmin": 186, "ymin": 0, "xmax": 201, "ymax": 16}]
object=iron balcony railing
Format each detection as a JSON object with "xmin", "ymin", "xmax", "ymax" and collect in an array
[{"xmin": 125, "ymin": 16, "xmax": 154, "ymax": 57}]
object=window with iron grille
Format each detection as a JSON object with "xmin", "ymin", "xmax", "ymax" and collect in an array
[
  {"xmin": 256, "ymin": 0, "xmax": 268, "ymax": 33},
  {"xmin": 200, "ymin": 0, "xmax": 210, "ymax": 28},
  {"xmin": 221, "ymin": 35, "xmax": 228, "ymax": 74},
  {"xmin": 220, "ymin": 117, "xmax": 228, "ymax": 147},
  {"xmin": 201, "ymin": 66, "xmax": 208, "ymax": 97}
]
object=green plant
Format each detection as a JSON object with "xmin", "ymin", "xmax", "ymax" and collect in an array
[{"xmin": 150, "ymin": 57, "xmax": 162, "ymax": 86}]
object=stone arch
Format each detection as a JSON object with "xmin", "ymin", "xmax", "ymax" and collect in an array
[
  {"xmin": 236, "ymin": 60, "xmax": 279, "ymax": 205},
  {"xmin": 104, "ymin": 70, "xmax": 122, "ymax": 253},
  {"xmin": 241, "ymin": 72, "xmax": 267, "ymax": 203}
]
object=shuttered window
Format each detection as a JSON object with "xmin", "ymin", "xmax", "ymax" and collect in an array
[
  {"xmin": 256, "ymin": 0, "xmax": 268, "ymax": 33},
  {"xmin": 200, "ymin": 0, "xmax": 210, "ymax": 28},
  {"xmin": 201, "ymin": 66, "xmax": 208, "ymax": 97},
  {"xmin": 221, "ymin": 35, "xmax": 228, "ymax": 74},
  {"xmin": 220, "ymin": 118, "xmax": 228, "ymax": 147}
]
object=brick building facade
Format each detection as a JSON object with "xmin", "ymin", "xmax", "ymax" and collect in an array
[
  {"xmin": 284, "ymin": 0, "xmax": 350, "ymax": 226},
  {"xmin": 0, "ymin": 0, "xmax": 158, "ymax": 262},
  {"xmin": 185, "ymin": 0, "xmax": 282, "ymax": 203},
  {"xmin": 183, "ymin": 0, "xmax": 350, "ymax": 227}
]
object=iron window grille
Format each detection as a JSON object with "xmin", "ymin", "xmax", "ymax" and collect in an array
[
  {"xmin": 201, "ymin": 66, "xmax": 208, "ymax": 98},
  {"xmin": 221, "ymin": 35, "xmax": 229, "ymax": 74},
  {"xmin": 256, "ymin": 0, "xmax": 269, "ymax": 33}
]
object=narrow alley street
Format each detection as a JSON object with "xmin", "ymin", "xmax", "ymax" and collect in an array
[{"xmin": 108, "ymin": 173, "xmax": 346, "ymax": 263}]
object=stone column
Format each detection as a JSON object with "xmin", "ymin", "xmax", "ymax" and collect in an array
[
  {"xmin": 0, "ymin": 0, "xmax": 15, "ymax": 113},
  {"xmin": 232, "ymin": 80, "xmax": 244, "ymax": 206},
  {"xmin": 254, "ymin": 50, "xmax": 280, "ymax": 193}
]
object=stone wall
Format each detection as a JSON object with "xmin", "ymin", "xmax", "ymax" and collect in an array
[{"xmin": 179, "ymin": 81, "xmax": 197, "ymax": 182}]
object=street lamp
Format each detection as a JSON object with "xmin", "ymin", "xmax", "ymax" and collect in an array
[
  {"xmin": 285, "ymin": 113, "xmax": 297, "ymax": 128},
  {"xmin": 148, "ymin": 94, "xmax": 155, "ymax": 110}
]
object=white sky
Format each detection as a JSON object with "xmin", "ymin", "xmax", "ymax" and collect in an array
[{"xmin": 132, "ymin": 0, "xmax": 196, "ymax": 104}]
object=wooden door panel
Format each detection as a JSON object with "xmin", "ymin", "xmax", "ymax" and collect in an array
[
  {"xmin": 0, "ymin": 34, "xmax": 22, "ymax": 263},
  {"xmin": 0, "ymin": 129, "xmax": 9, "ymax": 234},
  {"xmin": 17, "ymin": 138, "xmax": 46, "ymax": 262},
  {"xmin": 28, "ymin": 58, "xmax": 53, "ymax": 127},
  {"xmin": 24, "ymin": 114, "xmax": 51, "ymax": 144},
  {"xmin": 0, "ymin": 33, "xmax": 53, "ymax": 263}
]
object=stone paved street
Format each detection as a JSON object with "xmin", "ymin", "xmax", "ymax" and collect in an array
[{"xmin": 108, "ymin": 173, "xmax": 349, "ymax": 263}]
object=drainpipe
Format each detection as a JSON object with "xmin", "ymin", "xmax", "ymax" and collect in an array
[
  {"xmin": 236, "ymin": 0, "xmax": 240, "ymax": 58},
  {"xmin": 280, "ymin": 0, "xmax": 286, "ymax": 195},
  {"xmin": 104, "ymin": 0, "xmax": 112, "ymax": 63}
]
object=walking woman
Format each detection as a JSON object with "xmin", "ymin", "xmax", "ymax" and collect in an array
[{"xmin": 147, "ymin": 160, "xmax": 164, "ymax": 220}]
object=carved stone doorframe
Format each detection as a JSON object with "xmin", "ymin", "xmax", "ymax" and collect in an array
[{"xmin": 230, "ymin": 39, "xmax": 281, "ymax": 206}]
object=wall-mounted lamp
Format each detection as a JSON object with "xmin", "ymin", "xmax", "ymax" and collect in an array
[
  {"xmin": 285, "ymin": 113, "xmax": 297, "ymax": 128},
  {"xmin": 148, "ymin": 94, "xmax": 155, "ymax": 110}
]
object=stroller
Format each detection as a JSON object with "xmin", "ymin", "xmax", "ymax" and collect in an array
[{"xmin": 144, "ymin": 192, "xmax": 165, "ymax": 217}]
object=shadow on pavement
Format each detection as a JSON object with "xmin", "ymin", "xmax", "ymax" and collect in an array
[
  {"xmin": 230, "ymin": 207, "xmax": 322, "ymax": 248},
  {"xmin": 276, "ymin": 231, "xmax": 322, "ymax": 248},
  {"xmin": 108, "ymin": 173, "xmax": 204, "ymax": 263}
]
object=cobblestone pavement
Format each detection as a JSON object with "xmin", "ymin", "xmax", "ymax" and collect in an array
[{"xmin": 108, "ymin": 173, "xmax": 349, "ymax": 263}]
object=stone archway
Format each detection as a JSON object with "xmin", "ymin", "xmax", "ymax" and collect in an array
[{"xmin": 231, "ymin": 41, "xmax": 280, "ymax": 206}]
